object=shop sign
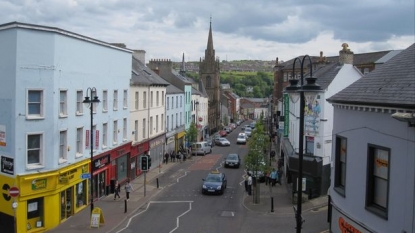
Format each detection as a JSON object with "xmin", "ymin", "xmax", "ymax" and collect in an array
[
  {"xmin": 32, "ymin": 179, "xmax": 47, "ymax": 190},
  {"xmin": 331, "ymin": 207, "xmax": 370, "ymax": 233},
  {"xmin": 0, "ymin": 125, "xmax": 6, "ymax": 146},
  {"xmin": 167, "ymin": 137, "xmax": 175, "ymax": 144},
  {"xmin": 59, "ymin": 169, "xmax": 77, "ymax": 184},
  {"xmin": 93, "ymin": 154, "xmax": 110, "ymax": 170},
  {"xmin": 1, "ymin": 156, "xmax": 14, "ymax": 175},
  {"xmin": 150, "ymin": 135, "xmax": 164, "ymax": 148}
]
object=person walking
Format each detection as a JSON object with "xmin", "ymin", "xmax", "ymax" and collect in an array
[
  {"xmin": 247, "ymin": 173, "xmax": 252, "ymax": 195},
  {"xmin": 164, "ymin": 152, "xmax": 169, "ymax": 164},
  {"xmin": 270, "ymin": 168, "xmax": 278, "ymax": 186},
  {"xmin": 170, "ymin": 151, "xmax": 175, "ymax": 162},
  {"xmin": 125, "ymin": 179, "xmax": 133, "ymax": 200},
  {"xmin": 243, "ymin": 173, "xmax": 249, "ymax": 192},
  {"xmin": 114, "ymin": 180, "xmax": 121, "ymax": 200}
]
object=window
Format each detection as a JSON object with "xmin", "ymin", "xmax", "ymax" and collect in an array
[
  {"xmin": 135, "ymin": 91, "xmax": 139, "ymax": 110},
  {"xmin": 156, "ymin": 91, "xmax": 159, "ymax": 106},
  {"xmin": 76, "ymin": 91, "xmax": 83, "ymax": 115},
  {"xmin": 166, "ymin": 116, "xmax": 169, "ymax": 131},
  {"xmin": 176, "ymin": 96, "xmax": 178, "ymax": 108},
  {"xmin": 27, "ymin": 134, "xmax": 43, "ymax": 166},
  {"xmin": 206, "ymin": 76, "xmax": 212, "ymax": 87},
  {"xmin": 59, "ymin": 90, "xmax": 67, "ymax": 117},
  {"xmin": 113, "ymin": 90, "xmax": 118, "ymax": 110},
  {"xmin": 28, "ymin": 90, "xmax": 43, "ymax": 118},
  {"xmin": 180, "ymin": 112, "xmax": 182, "ymax": 126},
  {"xmin": 176, "ymin": 113, "xmax": 178, "ymax": 128},
  {"xmin": 161, "ymin": 91, "xmax": 164, "ymax": 106},
  {"xmin": 113, "ymin": 120, "xmax": 118, "ymax": 144},
  {"xmin": 142, "ymin": 119, "xmax": 146, "ymax": 138},
  {"xmin": 102, "ymin": 90, "xmax": 108, "ymax": 111},
  {"xmin": 284, "ymin": 73, "xmax": 288, "ymax": 82},
  {"xmin": 180, "ymin": 96, "xmax": 182, "ymax": 107},
  {"xmin": 150, "ymin": 116, "xmax": 153, "ymax": 135},
  {"xmin": 123, "ymin": 118, "xmax": 127, "ymax": 141},
  {"xmin": 366, "ymin": 144, "xmax": 390, "ymax": 219},
  {"xmin": 134, "ymin": 120, "xmax": 138, "ymax": 141},
  {"xmin": 76, "ymin": 128, "xmax": 83, "ymax": 157},
  {"xmin": 171, "ymin": 114, "xmax": 174, "ymax": 130},
  {"xmin": 171, "ymin": 97, "xmax": 173, "ymax": 109},
  {"xmin": 167, "ymin": 97, "xmax": 170, "ymax": 110},
  {"xmin": 156, "ymin": 115, "xmax": 159, "ymax": 133},
  {"xmin": 102, "ymin": 123, "xmax": 108, "ymax": 148},
  {"xmin": 150, "ymin": 91, "xmax": 153, "ymax": 108},
  {"xmin": 161, "ymin": 114, "xmax": 164, "ymax": 131},
  {"xmin": 143, "ymin": 92, "xmax": 147, "ymax": 108},
  {"xmin": 123, "ymin": 90, "xmax": 128, "ymax": 109},
  {"xmin": 59, "ymin": 131, "xmax": 67, "ymax": 162},
  {"xmin": 334, "ymin": 136, "xmax": 347, "ymax": 196}
]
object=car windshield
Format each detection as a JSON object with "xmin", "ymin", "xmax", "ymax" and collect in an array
[
  {"xmin": 227, "ymin": 154, "xmax": 238, "ymax": 160},
  {"xmin": 206, "ymin": 175, "xmax": 221, "ymax": 182},
  {"xmin": 238, "ymin": 135, "xmax": 245, "ymax": 138},
  {"xmin": 245, "ymin": 128, "xmax": 251, "ymax": 132}
]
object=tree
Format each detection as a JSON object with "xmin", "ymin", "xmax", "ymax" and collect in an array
[
  {"xmin": 244, "ymin": 116, "xmax": 270, "ymax": 204},
  {"xmin": 185, "ymin": 122, "xmax": 198, "ymax": 147}
]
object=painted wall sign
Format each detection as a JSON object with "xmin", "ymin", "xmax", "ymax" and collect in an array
[
  {"xmin": 0, "ymin": 125, "xmax": 6, "ymax": 146},
  {"xmin": 32, "ymin": 179, "xmax": 47, "ymax": 190},
  {"xmin": 93, "ymin": 154, "xmax": 110, "ymax": 170},
  {"xmin": 331, "ymin": 207, "xmax": 370, "ymax": 233},
  {"xmin": 1, "ymin": 156, "xmax": 14, "ymax": 175}
]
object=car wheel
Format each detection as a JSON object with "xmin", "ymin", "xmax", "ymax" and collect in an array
[
  {"xmin": 209, "ymin": 149, "xmax": 212, "ymax": 154},
  {"xmin": 203, "ymin": 151, "xmax": 206, "ymax": 156}
]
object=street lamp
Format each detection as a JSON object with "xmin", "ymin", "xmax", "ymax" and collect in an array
[
  {"xmin": 83, "ymin": 87, "xmax": 100, "ymax": 214},
  {"xmin": 195, "ymin": 101, "xmax": 199, "ymax": 141},
  {"xmin": 284, "ymin": 55, "xmax": 322, "ymax": 233}
]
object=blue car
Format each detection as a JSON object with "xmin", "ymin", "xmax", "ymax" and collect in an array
[{"xmin": 202, "ymin": 171, "xmax": 227, "ymax": 195}]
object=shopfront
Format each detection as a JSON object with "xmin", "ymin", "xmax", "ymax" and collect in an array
[
  {"xmin": 176, "ymin": 131, "xmax": 186, "ymax": 150},
  {"xmin": 165, "ymin": 136, "xmax": 175, "ymax": 154},
  {"xmin": 149, "ymin": 135, "xmax": 165, "ymax": 170},
  {"xmin": 0, "ymin": 159, "xmax": 90, "ymax": 233},
  {"xmin": 130, "ymin": 141, "xmax": 149, "ymax": 178},
  {"xmin": 92, "ymin": 153, "xmax": 110, "ymax": 198}
]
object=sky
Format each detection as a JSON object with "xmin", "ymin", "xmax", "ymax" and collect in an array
[{"xmin": 1, "ymin": 0, "xmax": 414, "ymax": 62}]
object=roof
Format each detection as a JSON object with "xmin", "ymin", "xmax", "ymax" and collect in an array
[
  {"xmin": 166, "ymin": 83, "xmax": 183, "ymax": 94},
  {"xmin": 131, "ymin": 57, "xmax": 170, "ymax": 86},
  {"xmin": 312, "ymin": 63, "xmax": 343, "ymax": 89},
  {"xmin": 327, "ymin": 43, "xmax": 415, "ymax": 109}
]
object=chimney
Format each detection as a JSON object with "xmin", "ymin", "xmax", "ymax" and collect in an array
[
  {"xmin": 132, "ymin": 50, "xmax": 146, "ymax": 64},
  {"xmin": 339, "ymin": 43, "xmax": 354, "ymax": 65}
]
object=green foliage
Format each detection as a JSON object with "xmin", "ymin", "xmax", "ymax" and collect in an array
[
  {"xmin": 223, "ymin": 115, "xmax": 229, "ymax": 126},
  {"xmin": 185, "ymin": 122, "xmax": 198, "ymax": 144},
  {"xmin": 244, "ymin": 117, "xmax": 270, "ymax": 173}
]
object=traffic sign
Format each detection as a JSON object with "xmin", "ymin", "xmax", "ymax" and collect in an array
[
  {"xmin": 81, "ymin": 173, "xmax": 91, "ymax": 179},
  {"xmin": 9, "ymin": 187, "xmax": 19, "ymax": 197}
]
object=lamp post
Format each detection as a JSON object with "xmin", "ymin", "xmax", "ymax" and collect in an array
[
  {"xmin": 83, "ymin": 87, "xmax": 100, "ymax": 214},
  {"xmin": 195, "ymin": 101, "xmax": 199, "ymax": 141},
  {"xmin": 284, "ymin": 55, "xmax": 322, "ymax": 233}
]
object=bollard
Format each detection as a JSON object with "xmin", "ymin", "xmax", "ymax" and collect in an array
[
  {"xmin": 124, "ymin": 199, "xmax": 127, "ymax": 213},
  {"xmin": 156, "ymin": 178, "xmax": 159, "ymax": 189},
  {"xmin": 271, "ymin": 197, "xmax": 274, "ymax": 212}
]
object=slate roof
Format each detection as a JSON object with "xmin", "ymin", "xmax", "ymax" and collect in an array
[
  {"xmin": 327, "ymin": 43, "xmax": 415, "ymax": 109},
  {"xmin": 311, "ymin": 63, "xmax": 343, "ymax": 89},
  {"xmin": 131, "ymin": 57, "xmax": 170, "ymax": 86},
  {"xmin": 166, "ymin": 83, "xmax": 182, "ymax": 94}
]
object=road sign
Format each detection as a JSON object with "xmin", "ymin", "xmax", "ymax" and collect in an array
[
  {"xmin": 81, "ymin": 173, "xmax": 91, "ymax": 179},
  {"xmin": 9, "ymin": 187, "xmax": 19, "ymax": 197}
]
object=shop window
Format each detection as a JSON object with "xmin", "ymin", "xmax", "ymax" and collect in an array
[
  {"xmin": 76, "ymin": 180, "xmax": 87, "ymax": 208},
  {"xmin": 334, "ymin": 136, "xmax": 347, "ymax": 196},
  {"xmin": 27, "ymin": 197, "xmax": 44, "ymax": 230}
]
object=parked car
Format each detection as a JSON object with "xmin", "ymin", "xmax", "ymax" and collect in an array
[
  {"xmin": 224, "ymin": 126, "xmax": 231, "ymax": 134},
  {"xmin": 224, "ymin": 153, "xmax": 241, "ymax": 168},
  {"xmin": 236, "ymin": 133, "xmax": 247, "ymax": 144},
  {"xmin": 202, "ymin": 170, "xmax": 227, "ymax": 195},
  {"xmin": 219, "ymin": 130, "xmax": 227, "ymax": 137},
  {"xmin": 214, "ymin": 137, "xmax": 231, "ymax": 146},
  {"xmin": 191, "ymin": 141, "xmax": 212, "ymax": 156},
  {"xmin": 244, "ymin": 127, "xmax": 252, "ymax": 137}
]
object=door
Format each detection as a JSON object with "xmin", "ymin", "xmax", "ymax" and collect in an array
[{"xmin": 60, "ymin": 187, "xmax": 73, "ymax": 220}]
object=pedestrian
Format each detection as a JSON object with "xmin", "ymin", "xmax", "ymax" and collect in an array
[
  {"xmin": 170, "ymin": 151, "xmax": 175, "ymax": 162},
  {"xmin": 176, "ymin": 152, "xmax": 181, "ymax": 162},
  {"xmin": 265, "ymin": 170, "xmax": 270, "ymax": 186},
  {"xmin": 164, "ymin": 152, "xmax": 169, "ymax": 164},
  {"xmin": 114, "ymin": 180, "xmax": 121, "ymax": 200},
  {"xmin": 270, "ymin": 168, "xmax": 278, "ymax": 186},
  {"xmin": 277, "ymin": 170, "xmax": 283, "ymax": 185},
  {"xmin": 247, "ymin": 173, "xmax": 252, "ymax": 195},
  {"xmin": 125, "ymin": 179, "xmax": 133, "ymax": 200},
  {"xmin": 243, "ymin": 173, "xmax": 249, "ymax": 192}
]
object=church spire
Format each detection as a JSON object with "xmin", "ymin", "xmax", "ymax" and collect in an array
[
  {"xmin": 180, "ymin": 52, "xmax": 186, "ymax": 75},
  {"xmin": 206, "ymin": 17, "xmax": 214, "ymax": 58}
]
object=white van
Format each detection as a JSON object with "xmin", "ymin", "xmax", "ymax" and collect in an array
[{"xmin": 191, "ymin": 141, "xmax": 212, "ymax": 156}]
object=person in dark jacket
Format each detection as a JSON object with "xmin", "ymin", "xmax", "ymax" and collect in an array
[{"xmin": 114, "ymin": 180, "xmax": 121, "ymax": 200}]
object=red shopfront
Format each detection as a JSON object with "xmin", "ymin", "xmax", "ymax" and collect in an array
[
  {"xmin": 130, "ymin": 141, "xmax": 149, "ymax": 179},
  {"xmin": 93, "ymin": 143, "xmax": 131, "ymax": 196}
]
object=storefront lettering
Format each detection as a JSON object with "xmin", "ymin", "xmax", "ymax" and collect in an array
[
  {"xmin": 150, "ymin": 136, "xmax": 164, "ymax": 148},
  {"xmin": 94, "ymin": 154, "xmax": 110, "ymax": 169},
  {"xmin": 339, "ymin": 217, "xmax": 362, "ymax": 233},
  {"xmin": 32, "ymin": 179, "xmax": 47, "ymax": 190},
  {"xmin": 59, "ymin": 169, "xmax": 77, "ymax": 184},
  {"xmin": 117, "ymin": 148, "xmax": 126, "ymax": 156}
]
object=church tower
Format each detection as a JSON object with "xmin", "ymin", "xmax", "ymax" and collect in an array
[{"xmin": 199, "ymin": 19, "xmax": 221, "ymax": 134}]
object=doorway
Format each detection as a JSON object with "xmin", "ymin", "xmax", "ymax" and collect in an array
[{"xmin": 60, "ymin": 187, "xmax": 73, "ymax": 220}]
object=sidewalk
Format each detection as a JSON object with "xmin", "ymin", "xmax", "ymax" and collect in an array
[{"xmin": 48, "ymin": 158, "xmax": 186, "ymax": 233}]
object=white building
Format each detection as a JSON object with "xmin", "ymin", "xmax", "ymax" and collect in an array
[
  {"xmin": 0, "ymin": 22, "xmax": 132, "ymax": 232},
  {"xmin": 327, "ymin": 43, "xmax": 415, "ymax": 233}
]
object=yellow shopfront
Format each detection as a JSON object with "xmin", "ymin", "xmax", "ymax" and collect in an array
[{"xmin": 10, "ymin": 160, "xmax": 90, "ymax": 233}]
